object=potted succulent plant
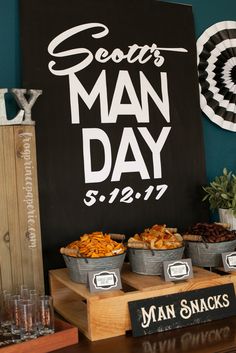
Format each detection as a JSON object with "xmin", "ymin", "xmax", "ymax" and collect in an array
[{"xmin": 202, "ymin": 168, "xmax": 236, "ymax": 230}]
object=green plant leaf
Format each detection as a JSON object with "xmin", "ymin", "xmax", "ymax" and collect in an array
[
  {"xmin": 202, "ymin": 168, "xmax": 236, "ymax": 212},
  {"xmin": 221, "ymin": 193, "xmax": 229, "ymax": 199},
  {"xmin": 223, "ymin": 168, "xmax": 228, "ymax": 175}
]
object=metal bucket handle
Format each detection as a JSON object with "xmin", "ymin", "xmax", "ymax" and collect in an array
[
  {"xmin": 130, "ymin": 248, "xmax": 156, "ymax": 256},
  {"xmin": 202, "ymin": 236, "xmax": 209, "ymax": 249},
  {"xmin": 110, "ymin": 233, "xmax": 126, "ymax": 243}
]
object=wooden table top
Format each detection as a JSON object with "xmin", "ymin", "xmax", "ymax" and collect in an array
[{"xmin": 51, "ymin": 316, "xmax": 236, "ymax": 353}]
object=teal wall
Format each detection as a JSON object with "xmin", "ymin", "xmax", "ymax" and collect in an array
[
  {"xmin": 166, "ymin": 0, "xmax": 236, "ymax": 182},
  {"xmin": 0, "ymin": 0, "xmax": 20, "ymax": 87},
  {"xmin": 0, "ymin": 0, "xmax": 236, "ymax": 182}
]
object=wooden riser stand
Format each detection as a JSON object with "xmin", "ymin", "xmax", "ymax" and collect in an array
[{"xmin": 49, "ymin": 264, "xmax": 236, "ymax": 341}]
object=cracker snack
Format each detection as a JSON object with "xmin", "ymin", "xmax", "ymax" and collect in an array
[
  {"xmin": 128, "ymin": 224, "xmax": 183, "ymax": 250},
  {"xmin": 60, "ymin": 231, "xmax": 126, "ymax": 258}
]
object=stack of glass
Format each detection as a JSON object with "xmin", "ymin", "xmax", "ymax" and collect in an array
[{"xmin": 0, "ymin": 285, "xmax": 55, "ymax": 344}]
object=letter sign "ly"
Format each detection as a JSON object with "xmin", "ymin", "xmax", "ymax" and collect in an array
[{"xmin": 0, "ymin": 88, "xmax": 42, "ymax": 125}]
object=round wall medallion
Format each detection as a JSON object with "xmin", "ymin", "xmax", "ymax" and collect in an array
[{"xmin": 197, "ymin": 21, "xmax": 236, "ymax": 132}]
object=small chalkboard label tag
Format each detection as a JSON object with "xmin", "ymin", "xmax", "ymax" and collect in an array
[
  {"xmin": 222, "ymin": 252, "xmax": 236, "ymax": 272},
  {"xmin": 128, "ymin": 283, "xmax": 236, "ymax": 337},
  {"xmin": 88, "ymin": 268, "xmax": 122, "ymax": 292},
  {"xmin": 163, "ymin": 258, "xmax": 193, "ymax": 282}
]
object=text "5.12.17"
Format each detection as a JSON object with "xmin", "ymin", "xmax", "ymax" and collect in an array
[{"xmin": 83, "ymin": 184, "xmax": 168, "ymax": 206}]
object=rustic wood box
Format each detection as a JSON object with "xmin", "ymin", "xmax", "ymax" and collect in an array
[
  {"xmin": 49, "ymin": 264, "xmax": 236, "ymax": 341},
  {"xmin": 0, "ymin": 318, "xmax": 78, "ymax": 353}
]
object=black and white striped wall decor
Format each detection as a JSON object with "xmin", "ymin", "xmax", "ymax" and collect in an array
[{"xmin": 197, "ymin": 21, "xmax": 236, "ymax": 132}]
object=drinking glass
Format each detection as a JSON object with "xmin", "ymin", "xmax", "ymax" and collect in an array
[
  {"xmin": 20, "ymin": 285, "xmax": 29, "ymax": 300},
  {"xmin": 1, "ymin": 292, "xmax": 12, "ymax": 336},
  {"xmin": 10, "ymin": 295, "xmax": 21, "ymax": 342},
  {"xmin": 29, "ymin": 291, "xmax": 40, "ymax": 330},
  {"xmin": 0, "ymin": 290, "xmax": 4, "ymax": 335},
  {"xmin": 29, "ymin": 289, "xmax": 38, "ymax": 296},
  {"xmin": 38, "ymin": 295, "xmax": 55, "ymax": 335},
  {"xmin": 19, "ymin": 300, "xmax": 38, "ymax": 340}
]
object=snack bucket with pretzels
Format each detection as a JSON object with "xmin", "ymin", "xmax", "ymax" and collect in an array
[
  {"xmin": 127, "ymin": 224, "xmax": 185, "ymax": 275},
  {"xmin": 60, "ymin": 232, "xmax": 126, "ymax": 283}
]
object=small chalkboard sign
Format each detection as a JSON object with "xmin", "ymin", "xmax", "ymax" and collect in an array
[
  {"xmin": 128, "ymin": 283, "xmax": 236, "ymax": 337},
  {"xmin": 222, "ymin": 252, "xmax": 236, "ymax": 272},
  {"xmin": 88, "ymin": 268, "xmax": 122, "ymax": 292},
  {"xmin": 163, "ymin": 258, "xmax": 193, "ymax": 281}
]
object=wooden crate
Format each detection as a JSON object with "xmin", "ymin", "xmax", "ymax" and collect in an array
[
  {"xmin": 0, "ymin": 126, "xmax": 44, "ymax": 293},
  {"xmin": 49, "ymin": 264, "xmax": 236, "ymax": 341},
  {"xmin": 0, "ymin": 317, "xmax": 78, "ymax": 353}
]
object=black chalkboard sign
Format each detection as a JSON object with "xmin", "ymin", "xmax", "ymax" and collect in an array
[
  {"xmin": 20, "ymin": 0, "xmax": 209, "ymax": 273},
  {"xmin": 128, "ymin": 283, "xmax": 236, "ymax": 337}
]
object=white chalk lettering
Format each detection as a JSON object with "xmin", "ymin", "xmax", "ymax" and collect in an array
[
  {"xmin": 47, "ymin": 22, "xmax": 187, "ymax": 185},
  {"xmin": 222, "ymin": 294, "xmax": 230, "ymax": 307},
  {"xmin": 111, "ymin": 127, "xmax": 150, "ymax": 182},
  {"xmin": 82, "ymin": 127, "xmax": 170, "ymax": 183},
  {"xmin": 141, "ymin": 305, "xmax": 157, "ymax": 328},
  {"xmin": 48, "ymin": 22, "xmax": 188, "ymax": 75},
  {"xmin": 68, "ymin": 70, "xmax": 170, "ymax": 124},
  {"xmin": 19, "ymin": 132, "xmax": 37, "ymax": 248},
  {"xmin": 180, "ymin": 294, "xmax": 231, "ymax": 320},
  {"xmin": 82, "ymin": 128, "xmax": 112, "ymax": 183}
]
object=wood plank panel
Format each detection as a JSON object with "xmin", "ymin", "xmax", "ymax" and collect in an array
[
  {"xmin": 0, "ymin": 125, "xmax": 44, "ymax": 292},
  {"xmin": 14, "ymin": 125, "xmax": 44, "ymax": 293},
  {"xmin": 0, "ymin": 127, "xmax": 12, "ymax": 291},
  {"xmin": 2, "ymin": 126, "xmax": 23, "ymax": 290}
]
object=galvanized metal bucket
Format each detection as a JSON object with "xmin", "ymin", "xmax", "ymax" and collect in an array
[
  {"xmin": 128, "ymin": 246, "xmax": 185, "ymax": 275},
  {"xmin": 63, "ymin": 252, "xmax": 126, "ymax": 283},
  {"xmin": 185, "ymin": 239, "xmax": 236, "ymax": 267}
]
